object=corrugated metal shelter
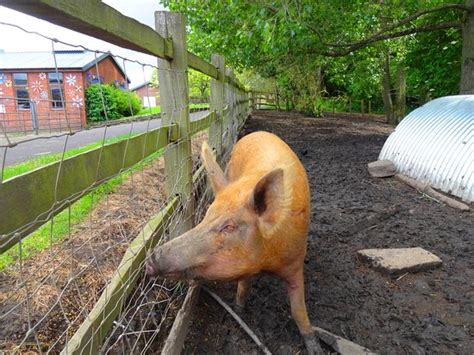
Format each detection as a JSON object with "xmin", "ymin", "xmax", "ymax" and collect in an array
[{"xmin": 379, "ymin": 95, "xmax": 473, "ymax": 202}]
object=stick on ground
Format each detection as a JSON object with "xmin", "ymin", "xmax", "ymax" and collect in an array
[
  {"xmin": 344, "ymin": 205, "xmax": 402, "ymax": 236},
  {"xmin": 395, "ymin": 174, "xmax": 469, "ymax": 211},
  {"xmin": 203, "ymin": 286, "xmax": 273, "ymax": 355}
]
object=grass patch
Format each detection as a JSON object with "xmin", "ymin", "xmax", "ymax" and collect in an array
[
  {"xmin": 138, "ymin": 106, "xmax": 161, "ymax": 115},
  {"xmin": 0, "ymin": 133, "xmax": 162, "ymax": 270},
  {"xmin": 3, "ymin": 133, "xmax": 141, "ymax": 181},
  {"xmin": 137, "ymin": 103, "xmax": 209, "ymax": 116}
]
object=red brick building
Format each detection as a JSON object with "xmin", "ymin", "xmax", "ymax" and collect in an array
[
  {"xmin": 0, "ymin": 50, "xmax": 128, "ymax": 133},
  {"xmin": 132, "ymin": 82, "xmax": 160, "ymax": 107}
]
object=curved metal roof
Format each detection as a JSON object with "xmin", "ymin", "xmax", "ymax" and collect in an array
[{"xmin": 379, "ymin": 95, "xmax": 473, "ymax": 202}]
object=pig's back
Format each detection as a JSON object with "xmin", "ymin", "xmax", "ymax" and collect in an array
[
  {"xmin": 227, "ymin": 131, "xmax": 310, "ymax": 254},
  {"xmin": 228, "ymin": 131, "xmax": 306, "ymax": 182}
]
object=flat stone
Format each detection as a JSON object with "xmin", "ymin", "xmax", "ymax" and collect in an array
[
  {"xmin": 357, "ymin": 247, "xmax": 442, "ymax": 275},
  {"xmin": 367, "ymin": 160, "xmax": 396, "ymax": 178},
  {"xmin": 313, "ymin": 327, "xmax": 376, "ymax": 355}
]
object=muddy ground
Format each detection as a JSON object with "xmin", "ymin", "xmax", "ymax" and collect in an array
[{"xmin": 184, "ymin": 110, "xmax": 473, "ymax": 354}]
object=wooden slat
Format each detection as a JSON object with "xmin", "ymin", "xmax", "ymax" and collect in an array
[
  {"xmin": 209, "ymin": 54, "xmax": 225, "ymax": 156},
  {"xmin": 61, "ymin": 197, "xmax": 179, "ymax": 355},
  {"xmin": 0, "ymin": 125, "xmax": 170, "ymax": 254},
  {"xmin": 156, "ymin": 12, "xmax": 194, "ymax": 238},
  {"xmin": 1, "ymin": 0, "xmax": 173, "ymax": 59},
  {"xmin": 189, "ymin": 111, "xmax": 215, "ymax": 135},
  {"xmin": 161, "ymin": 284, "xmax": 201, "ymax": 355},
  {"xmin": 225, "ymin": 73, "xmax": 247, "ymax": 92},
  {"xmin": 188, "ymin": 52, "xmax": 219, "ymax": 79}
]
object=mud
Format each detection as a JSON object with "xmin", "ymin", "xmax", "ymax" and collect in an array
[{"xmin": 184, "ymin": 110, "xmax": 473, "ymax": 354}]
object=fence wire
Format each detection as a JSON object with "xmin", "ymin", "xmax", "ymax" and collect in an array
[{"xmin": 0, "ymin": 21, "xmax": 249, "ymax": 355}]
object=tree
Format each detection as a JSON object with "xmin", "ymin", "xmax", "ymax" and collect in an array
[
  {"xmin": 162, "ymin": 0, "xmax": 473, "ymax": 120},
  {"xmin": 188, "ymin": 69, "xmax": 210, "ymax": 99},
  {"xmin": 151, "ymin": 68, "xmax": 210, "ymax": 101}
]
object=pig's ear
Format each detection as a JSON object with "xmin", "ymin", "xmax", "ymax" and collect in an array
[
  {"xmin": 251, "ymin": 168, "xmax": 285, "ymax": 238},
  {"xmin": 201, "ymin": 141, "xmax": 227, "ymax": 194}
]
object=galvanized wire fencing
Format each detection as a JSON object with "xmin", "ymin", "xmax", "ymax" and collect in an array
[{"xmin": 0, "ymin": 4, "xmax": 250, "ymax": 354}]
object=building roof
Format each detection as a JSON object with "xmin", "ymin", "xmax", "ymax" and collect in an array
[
  {"xmin": 0, "ymin": 50, "xmax": 129, "ymax": 81},
  {"xmin": 131, "ymin": 81, "xmax": 158, "ymax": 91}
]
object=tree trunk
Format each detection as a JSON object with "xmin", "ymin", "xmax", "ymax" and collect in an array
[
  {"xmin": 395, "ymin": 65, "xmax": 406, "ymax": 122},
  {"xmin": 312, "ymin": 67, "xmax": 322, "ymax": 116},
  {"xmin": 460, "ymin": 0, "xmax": 474, "ymax": 94},
  {"xmin": 382, "ymin": 51, "xmax": 395, "ymax": 124},
  {"xmin": 274, "ymin": 83, "xmax": 281, "ymax": 110}
]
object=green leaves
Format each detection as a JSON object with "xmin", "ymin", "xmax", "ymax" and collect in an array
[
  {"xmin": 162, "ymin": 0, "xmax": 465, "ymax": 115},
  {"xmin": 85, "ymin": 84, "xmax": 142, "ymax": 122}
]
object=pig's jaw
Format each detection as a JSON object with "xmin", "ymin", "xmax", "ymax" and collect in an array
[{"xmin": 152, "ymin": 263, "xmax": 208, "ymax": 281}]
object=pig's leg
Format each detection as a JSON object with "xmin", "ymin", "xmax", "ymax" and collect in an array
[
  {"xmin": 235, "ymin": 278, "xmax": 252, "ymax": 308},
  {"xmin": 285, "ymin": 268, "xmax": 323, "ymax": 355}
]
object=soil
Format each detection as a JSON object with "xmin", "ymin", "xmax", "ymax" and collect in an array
[{"xmin": 184, "ymin": 110, "xmax": 474, "ymax": 355}]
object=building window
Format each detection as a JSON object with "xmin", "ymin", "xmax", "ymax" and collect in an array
[
  {"xmin": 48, "ymin": 72, "xmax": 65, "ymax": 108},
  {"xmin": 13, "ymin": 73, "xmax": 30, "ymax": 110}
]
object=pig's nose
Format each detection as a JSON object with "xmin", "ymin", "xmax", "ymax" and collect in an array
[{"xmin": 145, "ymin": 248, "xmax": 162, "ymax": 277}]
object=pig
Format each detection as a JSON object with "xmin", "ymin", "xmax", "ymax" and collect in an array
[{"xmin": 146, "ymin": 131, "xmax": 323, "ymax": 354}]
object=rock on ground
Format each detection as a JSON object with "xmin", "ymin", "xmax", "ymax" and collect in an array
[
  {"xmin": 357, "ymin": 247, "xmax": 442, "ymax": 275},
  {"xmin": 367, "ymin": 160, "xmax": 396, "ymax": 177},
  {"xmin": 314, "ymin": 327, "xmax": 376, "ymax": 355}
]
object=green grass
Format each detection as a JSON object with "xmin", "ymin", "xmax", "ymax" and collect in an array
[
  {"xmin": 137, "ymin": 103, "xmax": 209, "ymax": 116},
  {"xmin": 0, "ymin": 132, "xmax": 161, "ymax": 270},
  {"xmin": 138, "ymin": 106, "xmax": 161, "ymax": 115},
  {"xmin": 3, "ymin": 133, "xmax": 140, "ymax": 181}
]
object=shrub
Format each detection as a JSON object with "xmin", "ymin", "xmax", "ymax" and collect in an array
[{"xmin": 85, "ymin": 84, "xmax": 142, "ymax": 122}]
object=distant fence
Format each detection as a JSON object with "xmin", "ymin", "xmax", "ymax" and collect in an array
[
  {"xmin": 0, "ymin": 96, "xmax": 84, "ymax": 134},
  {"xmin": 0, "ymin": 1, "xmax": 250, "ymax": 354},
  {"xmin": 257, "ymin": 92, "xmax": 384, "ymax": 115}
]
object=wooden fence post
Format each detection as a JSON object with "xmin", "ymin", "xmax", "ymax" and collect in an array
[
  {"xmin": 361, "ymin": 99, "xmax": 365, "ymax": 114},
  {"xmin": 223, "ymin": 68, "xmax": 234, "ymax": 151},
  {"xmin": 155, "ymin": 12, "xmax": 194, "ymax": 236},
  {"xmin": 368, "ymin": 100, "xmax": 372, "ymax": 114},
  {"xmin": 209, "ymin": 54, "xmax": 225, "ymax": 158}
]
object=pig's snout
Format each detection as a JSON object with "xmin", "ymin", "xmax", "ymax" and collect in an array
[{"xmin": 145, "ymin": 247, "xmax": 162, "ymax": 277}]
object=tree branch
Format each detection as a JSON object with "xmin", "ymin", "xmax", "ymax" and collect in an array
[
  {"xmin": 320, "ymin": 21, "xmax": 461, "ymax": 57},
  {"xmin": 321, "ymin": 3, "xmax": 467, "ymax": 49}
]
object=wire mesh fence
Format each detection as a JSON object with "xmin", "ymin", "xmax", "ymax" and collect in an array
[{"xmin": 0, "ymin": 11, "xmax": 250, "ymax": 354}]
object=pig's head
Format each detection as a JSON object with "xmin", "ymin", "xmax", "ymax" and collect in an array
[{"xmin": 145, "ymin": 141, "xmax": 288, "ymax": 282}]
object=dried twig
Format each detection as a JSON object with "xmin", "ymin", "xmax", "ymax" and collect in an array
[
  {"xmin": 343, "ymin": 205, "xmax": 403, "ymax": 237},
  {"xmin": 203, "ymin": 286, "xmax": 273, "ymax": 355}
]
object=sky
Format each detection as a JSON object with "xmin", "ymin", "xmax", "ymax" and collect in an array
[{"xmin": 0, "ymin": 0, "xmax": 167, "ymax": 87}]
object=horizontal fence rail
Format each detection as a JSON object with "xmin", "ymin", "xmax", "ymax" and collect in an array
[{"xmin": 0, "ymin": 124, "xmax": 171, "ymax": 252}]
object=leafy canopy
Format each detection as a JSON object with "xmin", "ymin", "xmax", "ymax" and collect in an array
[{"xmin": 162, "ymin": 0, "xmax": 464, "ymax": 113}]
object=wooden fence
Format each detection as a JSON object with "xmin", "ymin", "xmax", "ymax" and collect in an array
[{"xmin": 0, "ymin": 1, "xmax": 251, "ymax": 354}]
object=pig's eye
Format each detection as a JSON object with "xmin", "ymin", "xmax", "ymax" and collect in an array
[{"xmin": 220, "ymin": 224, "xmax": 237, "ymax": 233}]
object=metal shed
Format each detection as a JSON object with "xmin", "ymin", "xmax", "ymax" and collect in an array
[{"xmin": 379, "ymin": 95, "xmax": 473, "ymax": 202}]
